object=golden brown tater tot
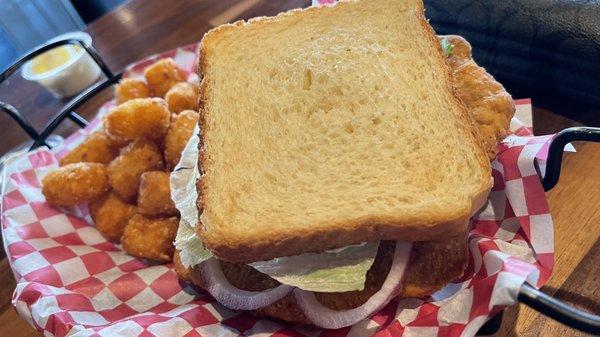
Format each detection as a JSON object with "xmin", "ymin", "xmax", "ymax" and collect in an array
[
  {"xmin": 137, "ymin": 171, "xmax": 178, "ymax": 216},
  {"xmin": 122, "ymin": 214, "xmax": 178, "ymax": 261},
  {"xmin": 165, "ymin": 82, "xmax": 198, "ymax": 113},
  {"xmin": 42, "ymin": 163, "xmax": 109, "ymax": 206},
  {"xmin": 164, "ymin": 110, "xmax": 199, "ymax": 168},
  {"xmin": 89, "ymin": 192, "xmax": 137, "ymax": 242},
  {"xmin": 104, "ymin": 134, "xmax": 130, "ymax": 149},
  {"xmin": 104, "ymin": 98, "xmax": 170, "ymax": 142},
  {"xmin": 108, "ymin": 140, "xmax": 164, "ymax": 202},
  {"xmin": 115, "ymin": 78, "xmax": 152, "ymax": 104},
  {"xmin": 59, "ymin": 131, "xmax": 119, "ymax": 166},
  {"xmin": 101, "ymin": 128, "xmax": 130, "ymax": 149},
  {"xmin": 144, "ymin": 58, "xmax": 185, "ymax": 97}
]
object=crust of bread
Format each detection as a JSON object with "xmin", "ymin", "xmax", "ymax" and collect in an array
[
  {"xmin": 196, "ymin": 0, "xmax": 491, "ymax": 263},
  {"xmin": 176, "ymin": 232, "xmax": 468, "ymax": 325},
  {"xmin": 198, "ymin": 211, "xmax": 473, "ymax": 263}
]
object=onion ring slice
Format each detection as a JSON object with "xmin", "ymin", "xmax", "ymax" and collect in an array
[
  {"xmin": 198, "ymin": 257, "xmax": 293, "ymax": 310},
  {"xmin": 293, "ymin": 241, "xmax": 412, "ymax": 329}
]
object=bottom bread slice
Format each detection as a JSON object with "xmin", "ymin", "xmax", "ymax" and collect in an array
[{"xmin": 175, "ymin": 233, "xmax": 468, "ymax": 325}]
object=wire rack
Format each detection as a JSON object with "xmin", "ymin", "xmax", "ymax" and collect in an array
[{"xmin": 1, "ymin": 37, "xmax": 599, "ymax": 336}]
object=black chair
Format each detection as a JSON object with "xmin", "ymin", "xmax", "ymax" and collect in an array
[{"xmin": 426, "ymin": 0, "xmax": 600, "ymax": 126}]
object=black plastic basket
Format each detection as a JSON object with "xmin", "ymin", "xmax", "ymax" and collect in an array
[{"xmin": 1, "ymin": 37, "xmax": 599, "ymax": 336}]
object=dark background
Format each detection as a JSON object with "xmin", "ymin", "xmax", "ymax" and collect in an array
[{"xmin": 425, "ymin": 0, "xmax": 600, "ymax": 126}]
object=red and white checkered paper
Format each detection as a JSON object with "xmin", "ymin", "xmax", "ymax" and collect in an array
[{"xmin": 1, "ymin": 43, "xmax": 554, "ymax": 337}]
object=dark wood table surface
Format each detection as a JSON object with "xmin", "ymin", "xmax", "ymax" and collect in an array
[{"xmin": 0, "ymin": 1, "xmax": 598, "ymax": 336}]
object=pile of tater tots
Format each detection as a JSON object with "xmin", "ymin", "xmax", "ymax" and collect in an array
[{"xmin": 41, "ymin": 58, "xmax": 199, "ymax": 262}]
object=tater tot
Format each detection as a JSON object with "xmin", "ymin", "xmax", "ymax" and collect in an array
[
  {"xmin": 122, "ymin": 214, "xmax": 178, "ymax": 261},
  {"xmin": 137, "ymin": 171, "xmax": 178, "ymax": 216},
  {"xmin": 59, "ymin": 131, "xmax": 119, "ymax": 166},
  {"xmin": 115, "ymin": 78, "xmax": 151, "ymax": 104},
  {"xmin": 164, "ymin": 110, "xmax": 199, "ymax": 168},
  {"xmin": 165, "ymin": 82, "xmax": 198, "ymax": 113},
  {"xmin": 104, "ymin": 98, "xmax": 170, "ymax": 142},
  {"xmin": 173, "ymin": 250, "xmax": 191, "ymax": 282},
  {"xmin": 102, "ymin": 128, "xmax": 130, "ymax": 149},
  {"xmin": 42, "ymin": 163, "xmax": 109, "ymax": 206},
  {"xmin": 108, "ymin": 140, "xmax": 164, "ymax": 202},
  {"xmin": 89, "ymin": 192, "xmax": 137, "ymax": 242},
  {"xmin": 144, "ymin": 58, "xmax": 185, "ymax": 97}
]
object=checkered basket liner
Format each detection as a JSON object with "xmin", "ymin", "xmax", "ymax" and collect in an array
[{"xmin": 1, "ymin": 42, "xmax": 554, "ymax": 337}]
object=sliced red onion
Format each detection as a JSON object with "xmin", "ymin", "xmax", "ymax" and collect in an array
[
  {"xmin": 293, "ymin": 241, "xmax": 412, "ymax": 329},
  {"xmin": 198, "ymin": 257, "xmax": 293, "ymax": 310}
]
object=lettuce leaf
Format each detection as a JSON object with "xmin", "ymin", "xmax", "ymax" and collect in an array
[
  {"xmin": 441, "ymin": 38, "xmax": 454, "ymax": 57},
  {"xmin": 249, "ymin": 242, "xmax": 379, "ymax": 292}
]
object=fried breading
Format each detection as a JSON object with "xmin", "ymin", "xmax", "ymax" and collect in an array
[
  {"xmin": 441, "ymin": 35, "xmax": 515, "ymax": 159},
  {"xmin": 89, "ymin": 192, "xmax": 137, "ymax": 242},
  {"xmin": 164, "ymin": 110, "xmax": 199, "ymax": 168},
  {"xmin": 144, "ymin": 58, "xmax": 186, "ymax": 98},
  {"xmin": 102, "ymin": 128, "xmax": 131, "ymax": 149},
  {"xmin": 187, "ymin": 233, "xmax": 468, "ymax": 324},
  {"xmin": 104, "ymin": 98, "xmax": 171, "ymax": 142},
  {"xmin": 137, "ymin": 171, "xmax": 178, "ymax": 216},
  {"xmin": 115, "ymin": 78, "xmax": 152, "ymax": 104},
  {"xmin": 59, "ymin": 131, "xmax": 120, "ymax": 166},
  {"xmin": 122, "ymin": 214, "xmax": 178, "ymax": 261},
  {"xmin": 107, "ymin": 140, "xmax": 164, "ymax": 202},
  {"xmin": 42, "ymin": 163, "xmax": 110, "ymax": 206},
  {"xmin": 165, "ymin": 82, "xmax": 199, "ymax": 114},
  {"xmin": 173, "ymin": 251, "xmax": 191, "ymax": 282}
]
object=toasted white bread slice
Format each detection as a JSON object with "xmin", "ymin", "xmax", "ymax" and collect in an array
[{"xmin": 197, "ymin": 0, "xmax": 491, "ymax": 263}]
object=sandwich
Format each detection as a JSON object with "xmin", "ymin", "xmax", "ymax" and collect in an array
[{"xmin": 171, "ymin": 0, "xmax": 515, "ymax": 329}]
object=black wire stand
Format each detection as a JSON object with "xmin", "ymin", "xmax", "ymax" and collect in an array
[
  {"xmin": 0, "ymin": 37, "xmax": 122, "ymax": 151},
  {"xmin": 1, "ymin": 37, "xmax": 599, "ymax": 336}
]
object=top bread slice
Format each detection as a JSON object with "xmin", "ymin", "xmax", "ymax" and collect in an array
[{"xmin": 197, "ymin": 0, "xmax": 492, "ymax": 263}]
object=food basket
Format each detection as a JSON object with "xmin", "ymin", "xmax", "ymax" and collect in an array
[{"xmin": 1, "ymin": 36, "xmax": 599, "ymax": 337}]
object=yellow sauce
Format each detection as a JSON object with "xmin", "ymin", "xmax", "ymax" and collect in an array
[{"xmin": 30, "ymin": 45, "xmax": 81, "ymax": 74}]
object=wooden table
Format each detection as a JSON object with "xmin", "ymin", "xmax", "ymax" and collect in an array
[{"xmin": 0, "ymin": 1, "xmax": 598, "ymax": 336}]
